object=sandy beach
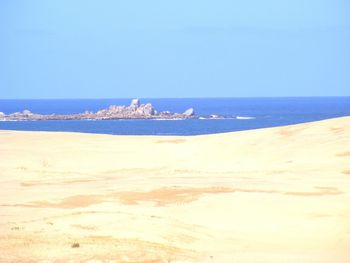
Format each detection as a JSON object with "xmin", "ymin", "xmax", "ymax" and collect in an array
[{"xmin": 0, "ymin": 117, "xmax": 350, "ymax": 263}]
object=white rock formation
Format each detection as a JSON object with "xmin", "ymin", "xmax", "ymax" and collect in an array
[{"xmin": 183, "ymin": 108, "xmax": 195, "ymax": 116}]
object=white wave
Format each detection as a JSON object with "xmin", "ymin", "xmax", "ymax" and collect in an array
[
  {"xmin": 199, "ymin": 117, "xmax": 236, "ymax": 120},
  {"xmin": 152, "ymin": 118, "xmax": 184, "ymax": 121},
  {"xmin": 0, "ymin": 119, "xmax": 19, "ymax": 122},
  {"xmin": 236, "ymin": 116, "xmax": 256, "ymax": 120}
]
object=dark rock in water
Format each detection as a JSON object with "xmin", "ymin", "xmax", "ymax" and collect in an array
[
  {"xmin": 209, "ymin": 114, "xmax": 224, "ymax": 119},
  {"xmin": 183, "ymin": 108, "xmax": 195, "ymax": 116}
]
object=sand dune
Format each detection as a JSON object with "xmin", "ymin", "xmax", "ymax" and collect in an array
[{"xmin": 1, "ymin": 117, "xmax": 350, "ymax": 262}]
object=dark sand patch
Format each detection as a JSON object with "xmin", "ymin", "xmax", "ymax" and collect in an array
[
  {"xmin": 307, "ymin": 213, "xmax": 332, "ymax": 219},
  {"xmin": 336, "ymin": 151, "xmax": 350, "ymax": 157},
  {"xmin": 0, "ymin": 234, "xmax": 198, "ymax": 263},
  {"xmin": 330, "ymin": 127, "xmax": 345, "ymax": 134},
  {"xmin": 71, "ymin": 224, "xmax": 97, "ymax": 231},
  {"xmin": 27, "ymin": 195, "xmax": 104, "ymax": 209},
  {"xmin": 278, "ymin": 127, "xmax": 305, "ymax": 137},
  {"xmin": 285, "ymin": 187, "xmax": 342, "ymax": 196},
  {"xmin": 21, "ymin": 178, "xmax": 99, "ymax": 187},
  {"xmin": 115, "ymin": 187, "xmax": 233, "ymax": 206},
  {"xmin": 156, "ymin": 139, "xmax": 187, "ymax": 144},
  {"xmin": 6, "ymin": 186, "xmax": 343, "ymax": 210}
]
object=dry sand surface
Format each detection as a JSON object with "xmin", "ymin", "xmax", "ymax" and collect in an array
[{"xmin": 1, "ymin": 117, "xmax": 350, "ymax": 263}]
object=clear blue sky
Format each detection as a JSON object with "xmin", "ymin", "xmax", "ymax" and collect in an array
[{"xmin": 1, "ymin": 0, "xmax": 349, "ymax": 99}]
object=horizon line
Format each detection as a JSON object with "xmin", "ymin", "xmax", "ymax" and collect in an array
[{"xmin": 1, "ymin": 95, "xmax": 350, "ymax": 100}]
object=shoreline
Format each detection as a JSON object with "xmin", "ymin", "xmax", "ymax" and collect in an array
[{"xmin": 1, "ymin": 115, "xmax": 349, "ymax": 137}]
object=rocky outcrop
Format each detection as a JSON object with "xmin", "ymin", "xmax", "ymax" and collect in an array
[
  {"xmin": 95, "ymin": 101, "xmax": 156, "ymax": 119},
  {"xmin": 0, "ymin": 99, "xmax": 197, "ymax": 121}
]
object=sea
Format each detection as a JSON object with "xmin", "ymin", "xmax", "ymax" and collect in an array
[{"xmin": 0, "ymin": 97, "xmax": 349, "ymax": 136}]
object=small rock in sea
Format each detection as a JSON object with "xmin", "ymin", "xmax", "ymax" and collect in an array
[
  {"xmin": 183, "ymin": 108, "xmax": 195, "ymax": 116},
  {"xmin": 71, "ymin": 242, "xmax": 80, "ymax": 248},
  {"xmin": 209, "ymin": 114, "xmax": 223, "ymax": 119}
]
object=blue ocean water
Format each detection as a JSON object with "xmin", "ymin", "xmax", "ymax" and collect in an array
[{"xmin": 0, "ymin": 97, "xmax": 349, "ymax": 135}]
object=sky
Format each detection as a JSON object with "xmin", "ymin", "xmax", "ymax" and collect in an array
[{"xmin": 1, "ymin": 0, "xmax": 350, "ymax": 99}]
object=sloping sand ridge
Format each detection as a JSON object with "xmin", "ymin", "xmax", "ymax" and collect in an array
[{"xmin": 0, "ymin": 117, "xmax": 350, "ymax": 262}]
